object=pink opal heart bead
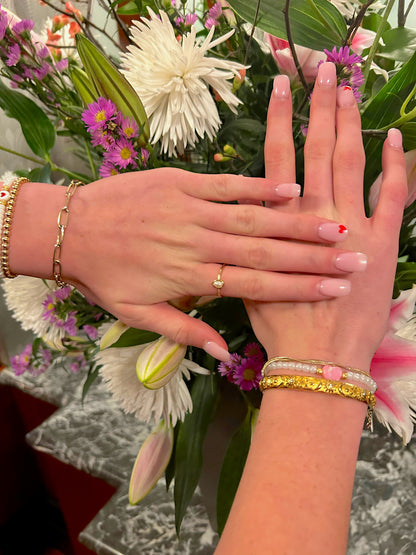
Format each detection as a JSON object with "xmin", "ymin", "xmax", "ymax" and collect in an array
[{"xmin": 322, "ymin": 364, "xmax": 343, "ymax": 381}]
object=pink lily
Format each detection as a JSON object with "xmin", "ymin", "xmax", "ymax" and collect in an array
[
  {"xmin": 372, "ymin": 286, "xmax": 416, "ymax": 444},
  {"xmin": 129, "ymin": 421, "xmax": 174, "ymax": 504},
  {"xmin": 369, "ymin": 149, "xmax": 416, "ymax": 213}
]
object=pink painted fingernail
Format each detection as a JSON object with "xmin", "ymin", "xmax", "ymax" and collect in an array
[
  {"xmin": 336, "ymin": 86, "xmax": 354, "ymax": 107},
  {"xmin": 318, "ymin": 222, "xmax": 349, "ymax": 242},
  {"xmin": 335, "ymin": 252, "xmax": 367, "ymax": 272},
  {"xmin": 273, "ymin": 74, "xmax": 291, "ymax": 99},
  {"xmin": 318, "ymin": 62, "xmax": 336, "ymax": 87},
  {"xmin": 275, "ymin": 183, "xmax": 301, "ymax": 198},
  {"xmin": 318, "ymin": 279, "xmax": 351, "ymax": 297},
  {"xmin": 388, "ymin": 128, "xmax": 402, "ymax": 149},
  {"xmin": 203, "ymin": 341, "xmax": 231, "ymax": 362}
]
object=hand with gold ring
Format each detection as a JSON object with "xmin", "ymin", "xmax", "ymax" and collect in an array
[{"xmin": 9, "ymin": 166, "xmax": 368, "ymax": 359}]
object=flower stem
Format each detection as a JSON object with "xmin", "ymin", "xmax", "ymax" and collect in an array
[
  {"xmin": 84, "ymin": 138, "xmax": 98, "ymax": 181},
  {"xmin": 362, "ymin": 0, "xmax": 395, "ymax": 87},
  {"xmin": 0, "ymin": 144, "xmax": 44, "ymax": 165}
]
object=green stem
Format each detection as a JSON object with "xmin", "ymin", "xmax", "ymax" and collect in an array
[
  {"xmin": 84, "ymin": 138, "xmax": 98, "ymax": 181},
  {"xmin": 362, "ymin": 0, "xmax": 395, "ymax": 87},
  {"xmin": 0, "ymin": 144, "xmax": 44, "ymax": 165}
]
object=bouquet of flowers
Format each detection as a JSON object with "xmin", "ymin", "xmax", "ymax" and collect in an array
[{"xmin": 2, "ymin": 0, "xmax": 416, "ymax": 535}]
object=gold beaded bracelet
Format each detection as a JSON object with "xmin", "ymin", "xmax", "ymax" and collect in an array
[
  {"xmin": 53, "ymin": 179, "xmax": 84, "ymax": 288},
  {"xmin": 1, "ymin": 177, "xmax": 30, "ymax": 279},
  {"xmin": 259, "ymin": 374, "xmax": 376, "ymax": 428}
]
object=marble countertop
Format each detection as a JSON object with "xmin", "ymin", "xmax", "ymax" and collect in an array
[{"xmin": 1, "ymin": 366, "xmax": 416, "ymax": 554}]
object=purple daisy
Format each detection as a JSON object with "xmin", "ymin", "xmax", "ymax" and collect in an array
[
  {"xmin": 11, "ymin": 344, "xmax": 33, "ymax": 376},
  {"xmin": 218, "ymin": 353, "xmax": 242, "ymax": 383},
  {"xmin": 82, "ymin": 97, "xmax": 117, "ymax": 131},
  {"xmin": 141, "ymin": 147, "xmax": 150, "ymax": 167},
  {"xmin": 55, "ymin": 58, "xmax": 69, "ymax": 72},
  {"xmin": 42, "ymin": 293, "xmax": 57, "ymax": 323},
  {"xmin": 99, "ymin": 160, "xmax": 120, "ymax": 178},
  {"xmin": 320, "ymin": 46, "xmax": 364, "ymax": 102},
  {"xmin": 243, "ymin": 342, "xmax": 264, "ymax": 363},
  {"xmin": 54, "ymin": 285, "xmax": 72, "ymax": 301},
  {"xmin": 63, "ymin": 311, "xmax": 78, "ymax": 336},
  {"xmin": 106, "ymin": 136, "xmax": 138, "ymax": 169},
  {"xmin": 12, "ymin": 19, "xmax": 34, "ymax": 35},
  {"xmin": 205, "ymin": 17, "xmax": 219, "ymax": 29},
  {"xmin": 6, "ymin": 42, "xmax": 21, "ymax": 66},
  {"xmin": 83, "ymin": 324, "xmax": 98, "ymax": 340},
  {"xmin": 233, "ymin": 356, "xmax": 263, "ymax": 391},
  {"xmin": 33, "ymin": 63, "xmax": 51, "ymax": 80},
  {"xmin": 185, "ymin": 13, "xmax": 198, "ymax": 26},
  {"xmin": 119, "ymin": 115, "xmax": 139, "ymax": 139},
  {"xmin": 0, "ymin": 9, "xmax": 9, "ymax": 41},
  {"xmin": 208, "ymin": 2, "xmax": 222, "ymax": 19}
]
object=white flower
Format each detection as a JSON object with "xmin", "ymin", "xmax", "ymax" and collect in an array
[
  {"xmin": 0, "ymin": 171, "xmax": 18, "ymax": 186},
  {"xmin": 2, "ymin": 276, "xmax": 66, "ymax": 344},
  {"xmin": 121, "ymin": 8, "xmax": 245, "ymax": 156},
  {"xmin": 329, "ymin": 0, "xmax": 385, "ymax": 18},
  {"xmin": 95, "ymin": 343, "xmax": 209, "ymax": 426}
]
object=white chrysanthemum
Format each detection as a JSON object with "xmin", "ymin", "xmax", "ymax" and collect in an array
[
  {"xmin": 95, "ymin": 344, "xmax": 208, "ymax": 426},
  {"xmin": 2, "ymin": 276, "xmax": 66, "ymax": 344},
  {"xmin": 0, "ymin": 171, "xmax": 18, "ymax": 186},
  {"xmin": 121, "ymin": 9, "xmax": 245, "ymax": 156}
]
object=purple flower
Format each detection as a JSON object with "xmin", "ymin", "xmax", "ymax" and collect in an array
[
  {"xmin": 175, "ymin": 16, "xmax": 184, "ymax": 26},
  {"xmin": 69, "ymin": 355, "xmax": 87, "ymax": 374},
  {"xmin": 99, "ymin": 160, "xmax": 119, "ymax": 178},
  {"xmin": 106, "ymin": 137, "xmax": 138, "ymax": 169},
  {"xmin": 37, "ymin": 46, "xmax": 50, "ymax": 59},
  {"xmin": 55, "ymin": 58, "xmax": 69, "ymax": 72},
  {"xmin": 320, "ymin": 46, "xmax": 364, "ymax": 102},
  {"xmin": 243, "ymin": 342, "xmax": 264, "ymax": 363},
  {"xmin": 233, "ymin": 356, "xmax": 263, "ymax": 391},
  {"xmin": 218, "ymin": 353, "xmax": 242, "ymax": 383},
  {"xmin": 12, "ymin": 19, "xmax": 34, "ymax": 35},
  {"xmin": 33, "ymin": 63, "xmax": 51, "ymax": 80},
  {"xmin": 0, "ymin": 9, "xmax": 9, "ymax": 41},
  {"xmin": 185, "ymin": 13, "xmax": 198, "ymax": 26},
  {"xmin": 141, "ymin": 147, "xmax": 150, "ymax": 167},
  {"xmin": 63, "ymin": 311, "xmax": 78, "ymax": 336},
  {"xmin": 6, "ymin": 43, "xmax": 21, "ymax": 66},
  {"xmin": 82, "ymin": 97, "xmax": 117, "ymax": 131},
  {"xmin": 22, "ymin": 65, "xmax": 33, "ymax": 79},
  {"xmin": 120, "ymin": 115, "xmax": 139, "ymax": 139},
  {"xmin": 11, "ymin": 344, "xmax": 33, "ymax": 376},
  {"xmin": 83, "ymin": 325, "xmax": 98, "ymax": 340},
  {"xmin": 205, "ymin": 17, "xmax": 219, "ymax": 29},
  {"xmin": 54, "ymin": 285, "xmax": 72, "ymax": 301},
  {"xmin": 42, "ymin": 293, "xmax": 57, "ymax": 323}
]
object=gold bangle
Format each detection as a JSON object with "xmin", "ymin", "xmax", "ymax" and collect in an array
[
  {"xmin": 1, "ymin": 177, "xmax": 30, "ymax": 279},
  {"xmin": 53, "ymin": 179, "xmax": 84, "ymax": 288},
  {"xmin": 259, "ymin": 374, "xmax": 376, "ymax": 427}
]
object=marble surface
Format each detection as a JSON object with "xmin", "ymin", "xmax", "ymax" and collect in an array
[{"xmin": 2, "ymin": 364, "xmax": 416, "ymax": 554}]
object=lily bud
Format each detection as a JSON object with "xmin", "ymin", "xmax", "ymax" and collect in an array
[
  {"xmin": 76, "ymin": 34, "xmax": 149, "ymax": 145},
  {"xmin": 70, "ymin": 67, "xmax": 97, "ymax": 106},
  {"xmin": 136, "ymin": 337, "xmax": 187, "ymax": 390},
  {"xmin": 100, "ymin": 320, "xmax": 129, "ymax": 350},
  {"xmin": 129, "ymin": 421, "xmax": 174, "ymax": 504}
]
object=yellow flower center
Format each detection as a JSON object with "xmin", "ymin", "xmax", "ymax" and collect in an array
[
  {"xmin": 124, "ymin": 126, "xmax": 134, "ymax": 137},
  {"xmin": 120, "ymin": 147, "xmax": 132, "ymax": 160},
  {"xmin": 94, "ymin": 110, "xmax": 106, "ymax": 123},
  {"xmin": 47, "ymin": 302, "xmax": 54, "ymax": 311}
]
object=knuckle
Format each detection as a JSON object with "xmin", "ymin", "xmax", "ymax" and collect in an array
[
  {"xmin": 246, "ymin": 242, "xmax": 268, "ymax": 270},
  {"xmin": 212, "ymin": 174, "xmax": 229, "ymax": 198},
  {"xmin": 304, "ymin": 140, "xmax": 332, "ymax": 162},
  {"xmin": 334, "ymin": 147, "xmax": 365, "ymax": 171},
  {"xmin": 242, "ymin": 274, "xmax": 264, "ymax": 300},
  {"xmin": 235, "ymin": 206, "xmax": 257, "ymax": 235}
]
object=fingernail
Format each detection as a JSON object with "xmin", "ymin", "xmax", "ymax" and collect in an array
[
  {"xmin": 318, "ymin": 279, "xmax": 351, "ymax": 297},
  {"xmin": 275, "ymin": 183, "xmax": 301, "ymax": 198},
  {"xmin": 203, "ymin": 341, "xmax": 231, "ymax": 362},
  {"xmin": 388, "ymin": 128, "xmax": 402, "ymax": 149},
  {"xmin": 335, "ymin": 252, "xmax": 368, "ymax": 272},
  {"xmin": 336, "ymin": 86, "xmax": 354, "ymax": 107},
  {"xmin": 318, "ymin": 222, "xmax": 349, "ymax": 242},
  {"xmin": 273, "ymin": 74, "xmax": 291, "ymax": 99},
  {"xmin": 318, "ymin": 62, "xmax": 336, "ymax": 87}
]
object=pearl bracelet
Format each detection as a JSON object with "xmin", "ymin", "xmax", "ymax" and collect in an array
[{"xmin": 263, "ymin": 357, "xmax": 377, "ymax": 393}]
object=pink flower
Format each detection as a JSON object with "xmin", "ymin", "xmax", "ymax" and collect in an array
[
  {"xmin": 266, "ymin": 34, "xmax": 325, "ymax": 83},
  {"xmin": 106, "ymin": 137, "xmax": 138, "ymax": 169},
  {"xmin": 372, "ymin": 286, "xmax": 416, "ymax": 444},
  {"xmin": 6, "ymin": 42, "xmax": 20, "ymax": 66},
  {"xmin": 369, "ymin": 149, "xmax": 416, "ymax": 213},
  {"xmin": 233, "ymin": 356, "xmax": 263, "ymax": 391},
  {"xmin": 350, "ymin": 28, "xmax": 377, "ymax": 56}
]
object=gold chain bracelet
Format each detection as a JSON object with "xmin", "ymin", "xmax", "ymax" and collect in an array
[{"xmin": 53, "ymin": 179, "xmax": 84, "ymax": 288}]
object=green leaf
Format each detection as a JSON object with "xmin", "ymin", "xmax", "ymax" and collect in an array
[
  {"xmin": 227, "ymin": 0, "xmax": 346, "ymax": 50},
  {"xmin": 111, "ymin": 327, "xmax": 160, "ymax": 348},
  {"xmin": 174, "ymin": 373, "xmax": 219, "ymax": 535},
  {"xmin": 28, "ymin": 163, "xmax": 52, "ymax": 184},
  {"xmin": 380, "ymin": 28, "xmax": 416, "ymax": 63},
  {"xmin": 0, "ymin": 81, "xmax": 55, "ymax": 158},
  {"xmin": 81, "ymin": 365, "xmax": 100, "ymax": 402},
  {"xmin": 216, "ymin": 407, "xmax": 252, "ymax": 535},
  {"xmin": 362, "ymin": 51, "xmax": 416, "ymax": 198},
  {"xmin": 402, "ymin": 122, "xmax": 416, "ymax": 150},
  {"xmin": 117, "ymin": 1, "xmax": 141, "ymax": 14}
]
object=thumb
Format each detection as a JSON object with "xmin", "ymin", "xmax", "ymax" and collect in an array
[{"xmin": 115, "ymin": 302, "xmax": 231, "ymax": 362}]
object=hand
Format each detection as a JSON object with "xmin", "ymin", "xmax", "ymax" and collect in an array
[
  {"xmin": 62, "ymin": 167, "xmax": 363, "ymax": 355},
  {"xmin": 246, "ymin": 62, "xmax": 407, "ymax": 369}
]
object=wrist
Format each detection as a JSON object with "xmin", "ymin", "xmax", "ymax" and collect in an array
[{"xmin": 8, "ymin": 182, "xmax": 65, "ymax": 280}]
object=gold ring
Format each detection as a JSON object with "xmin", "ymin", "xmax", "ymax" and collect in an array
[{"xmin": 212, "ymin": 264, "xmax": 226, "ymax": 297}]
